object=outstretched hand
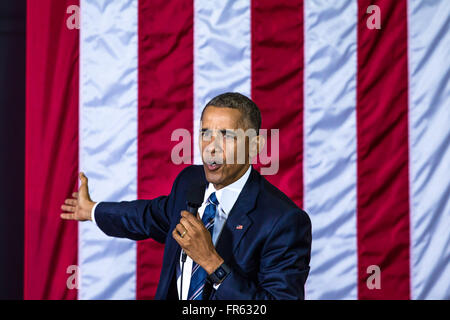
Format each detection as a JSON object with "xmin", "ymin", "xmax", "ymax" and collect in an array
[{"xmin": 60, "ymin": 172, "xmax": 96, "ymax": 221}]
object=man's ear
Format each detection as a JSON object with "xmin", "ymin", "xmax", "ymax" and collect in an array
[{"xmin": 249, "ymin": 134, "xmax": 266, "ymax": 159}]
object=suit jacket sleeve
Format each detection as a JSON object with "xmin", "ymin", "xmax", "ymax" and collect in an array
[
  {"xmin": 94, "ymin": 169, "xmax": 184, "ymax": 243},
  {"xmin": 213, "ymin": 209, "xmax": 312, "ymax": 300}
]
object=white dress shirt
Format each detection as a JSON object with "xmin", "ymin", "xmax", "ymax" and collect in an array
[
  {"xmin": 91, "ymin": 165, "xmax": 252, "ymax": 300},
  {"xmin": 176, "ymin": 165, "xmax": 251, "ymax": 299}
]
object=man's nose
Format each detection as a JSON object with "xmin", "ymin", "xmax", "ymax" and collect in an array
[{"xmin": 204, "ymin": 133, "xmax": 223, "ymax": 152}]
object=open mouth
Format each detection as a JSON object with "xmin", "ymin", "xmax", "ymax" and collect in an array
[{"xmin": 205, "ymin": 160, "xmax": 222, "ymax": 171}]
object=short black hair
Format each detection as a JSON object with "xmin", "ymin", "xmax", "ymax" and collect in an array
[{"xmin": 201, "ymin": 92, "xmax": 262, "ymax": 134}]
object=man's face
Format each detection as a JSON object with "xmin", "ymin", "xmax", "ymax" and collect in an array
[{"xmin": 200, "ymin": 106, "xmax": 251, "ymax": 190}]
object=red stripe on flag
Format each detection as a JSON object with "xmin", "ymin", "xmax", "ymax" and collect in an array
[
  {"xmin": 137, "ymin": 0, "xmax": 194, "ymax": 299},
  {"xmin": 356, "ymin": 0, "xmax": 410, "ymax": 299},
  {"xmin": 25, "ymin": 0, "xmax": 79, "ymax": 299},
  {"xmin": 251, "ymin": 0, "xmax": 304, "ymax": 207}
]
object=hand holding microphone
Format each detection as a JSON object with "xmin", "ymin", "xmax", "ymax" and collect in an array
[{"xmin": 172, "ymin": 184, "xmax": 223, "ymax": 275}]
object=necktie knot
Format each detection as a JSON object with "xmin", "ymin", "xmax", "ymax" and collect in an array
[
  {"xmin": 208, "ymin": 192, "xmax": 219, "ymax": 206},
  {"xmin": 202, "ymin": 192, "xmax": 217, "ymax": 225}
]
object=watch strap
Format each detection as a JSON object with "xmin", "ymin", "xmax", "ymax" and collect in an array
[{"xmin": 208, "ymin": 262, "xmax": 231, "ymax": 284}]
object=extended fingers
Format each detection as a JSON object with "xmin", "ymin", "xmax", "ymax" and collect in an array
[
  {"xmin": 60, "ymin": 213, "xmax": 75, "ymax": 220},
  {"xmin": 61, "ymin": 204, "xmax": 75, "ymax": 212},
  {"xmin": 60, "ymin": 175, "xmax": 86, "ymax": 222},
  {"xmin": 65, "ymin": 198, "xmax": 77, "ymax": 206}
]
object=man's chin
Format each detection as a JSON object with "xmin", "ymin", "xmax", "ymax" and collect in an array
[{"xmin": 203, "ymin": 163, "xmax": 223, "ymax": 183}]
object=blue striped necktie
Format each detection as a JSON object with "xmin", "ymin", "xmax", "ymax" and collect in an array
[{"xmin": 187, "ymin": 192, "xmax": 218, "ymax": 300}]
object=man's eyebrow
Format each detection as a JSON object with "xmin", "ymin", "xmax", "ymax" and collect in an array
[
  {"xmin": 200, "ymin": 128, "xmax": 237, "ymax": 134},
  {"xmin": 220, "ymin": 129, "xmax": 237, "ymax": 135}
]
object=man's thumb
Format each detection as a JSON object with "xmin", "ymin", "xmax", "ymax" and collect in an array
[{"xmin": 79, "ymin": 172, "xmax": 88, "ymax": 186}]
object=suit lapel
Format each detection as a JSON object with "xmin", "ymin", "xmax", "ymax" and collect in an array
[{"xmin": 215, "ymin": 167, "xmax": 260, "ymax": 264}]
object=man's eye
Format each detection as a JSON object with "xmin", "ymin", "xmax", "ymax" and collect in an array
[
  {"xmin": 201, "ymin": 131, "xmax": 212, "ymax": 138},
  {"xmin": 222, "ymin": 131, "xmax": 236, "ymax": 139}
]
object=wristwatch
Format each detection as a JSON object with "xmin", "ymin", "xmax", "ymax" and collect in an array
[{"xmin": 207, "ymin": 262, "xmax": 231, "ymax": 285}]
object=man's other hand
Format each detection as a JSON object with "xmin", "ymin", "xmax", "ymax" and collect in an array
[{"xmin": 60, "ymin": 172, "xmax": 96, "ymax": 221}]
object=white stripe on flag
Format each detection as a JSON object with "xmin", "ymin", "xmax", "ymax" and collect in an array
[
  {"xmin": 304, "ymin": 0, "xmax": 358, "ymax": 299},
  {"xmin": 193, "ymin": 0, "xmax": 251, "ymax": 164},
  {"xmin": 407, "ymin": 0, "xmax": 450, "ymax": 299},
  {"xmin": 79, "ymin": 0, "xmax": 138, "ymax": 299}
]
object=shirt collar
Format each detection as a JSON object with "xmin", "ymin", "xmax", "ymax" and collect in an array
[{"xmin": 203, "ymin": 165, "xmax": 252, "ymax": 216}]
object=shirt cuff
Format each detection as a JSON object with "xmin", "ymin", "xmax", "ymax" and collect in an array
[{"xmin": 91, "ymin": 202, "xmax": 100, "ymax": 225}]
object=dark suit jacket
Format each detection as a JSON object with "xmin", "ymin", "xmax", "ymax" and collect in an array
[{"xmin": 95, "ymin": 165, "xmax": 312, "ymax": 300}]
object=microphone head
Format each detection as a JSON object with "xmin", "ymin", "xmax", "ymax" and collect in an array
[{"xmin": 186, "ymin": 182, "xmax": 206, "ymax": 210}]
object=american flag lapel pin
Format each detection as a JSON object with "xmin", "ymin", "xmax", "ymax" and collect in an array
[{"xmin": 236, "ymin": 225, "xmax": 243, "ymax": 230}]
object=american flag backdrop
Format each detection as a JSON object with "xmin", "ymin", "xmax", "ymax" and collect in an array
[{"xmin": 24, "ymin": 0, "xmax": 449, "ymax": 300}]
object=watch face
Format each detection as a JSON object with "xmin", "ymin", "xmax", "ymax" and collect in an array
[
  {"xmin": 217, "ymin": 268, "xmax": 225, "ymax": 278},
  {"xmin": 210, "ymin": 263, "xmax": 230, "ymax": 284}
]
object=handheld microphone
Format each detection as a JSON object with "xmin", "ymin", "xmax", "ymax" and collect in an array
[
  {"xmin": 180, "ymin": 183, "xmax": 205, "ymax": 299},
  {"xmin": 181, "ymin": 183, "xmax": 205, "ymax": 262}
]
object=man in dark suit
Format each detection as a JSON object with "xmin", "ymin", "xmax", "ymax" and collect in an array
[{"xmin": 61, "ymin": 92, "xmax": 311, "ymax": 300}]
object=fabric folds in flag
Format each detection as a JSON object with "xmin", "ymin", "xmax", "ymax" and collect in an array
[{"xmin": 24, "ymin": 0, "xmax": 450, "ymax": 299}]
